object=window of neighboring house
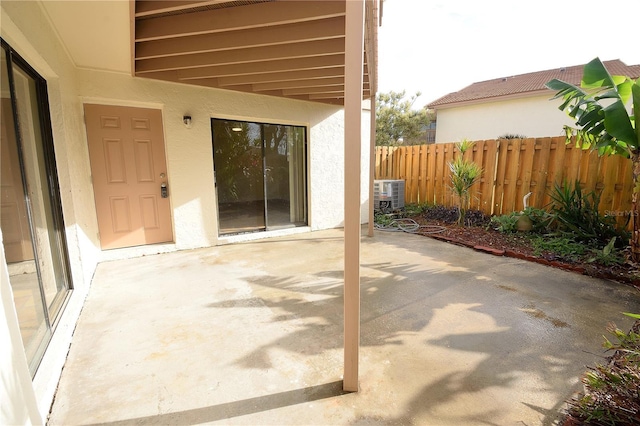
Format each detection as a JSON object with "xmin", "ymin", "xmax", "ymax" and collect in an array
[{"xmin": 1, "ymin": 39, "xmax": 72, "ymax": 376}]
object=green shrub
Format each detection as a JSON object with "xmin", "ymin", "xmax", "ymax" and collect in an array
[
  {"xmin": 404, "ymin": 203, "xmax": 430, "ymax": 216},
  {"xmin": 529, "ymin": 234, "xmax": 586, "ymax": 259},
  {"xmin": 490, "ymin": 207, "xmax": 553, "ymax": 234},
  {"xmin": 497, "ymin": 133, "xmax": 527, "ymax": 140},
  {"xmin": 522, "ymin": 206, "xmax": 555, "ymax": 232},
  {"xmin": 564, "ymin": 316, "xmax": 640, "ymax": 425},
  {"xmin": 588, "ymin": 237, "xmax": 625, "ymax": 266},
  {"xmin": 490, "ymin": 212, "xmax": 520, "ymax": 233},
  {"xmin": 549, "ymin": 181, "xmax": 629, "ymax": 249},
  {"xmin": 374, "ymin": 211, "xmax": 394, "ymax": 227}
]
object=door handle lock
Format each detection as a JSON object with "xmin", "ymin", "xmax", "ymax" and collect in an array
[{"xmin": 161, "ymin": 182, "xmax": 168, "ymax": 198}]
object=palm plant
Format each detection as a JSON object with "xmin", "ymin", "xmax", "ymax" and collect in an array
[
  {"xmin": 546, "ymin": 58, "xmax": 640, "ymax": 260},
  {"xmin": 456, "ymin": 138, "xmax": 475, "ymax": 154},
  {"xmin": 449, "ymin": 155, "xmax": 482, "ymax": 225}
]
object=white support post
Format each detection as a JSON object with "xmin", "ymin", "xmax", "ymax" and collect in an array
[{"xmin": 343, "ymin": 0, "xmax": 365, "ymax": 393}]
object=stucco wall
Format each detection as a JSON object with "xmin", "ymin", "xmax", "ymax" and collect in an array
[
  {"xmin": 2, "ymin": 2, "xmax": 101, "ymax": 420},
  {"xmin": 434, "ymin": 94, "xmax": 577, "ymax": 143}
]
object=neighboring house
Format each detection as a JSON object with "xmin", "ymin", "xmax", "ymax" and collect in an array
[
  {"xmin": 427, "ymin": 60, "xmax": 640, "ymax": 144},
  {"xmin": 1, "ymin": 1, "xmax": 379, "ymax": 423}
]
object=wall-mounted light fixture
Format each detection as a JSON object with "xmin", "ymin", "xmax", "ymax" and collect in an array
[{"xmin": 183, "ymin": 115, "xmax": 192, "ymax": 128}]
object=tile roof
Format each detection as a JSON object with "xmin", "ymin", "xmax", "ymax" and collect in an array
[{"xmin": 427, "ymin": 60, "xmax": 640, "ymax": 108}]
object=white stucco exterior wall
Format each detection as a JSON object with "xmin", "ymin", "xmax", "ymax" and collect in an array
[
  {"xmin": 1, "ymin": 2, "xmax": 101, "ymax": 419},
  {"xmin": 434, "ymin": 94, "xmax": 577, "ymax": 143}
]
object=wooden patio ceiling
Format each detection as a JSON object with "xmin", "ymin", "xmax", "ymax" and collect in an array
[{"xmin": 131, "ymin": 0, "xmax": 378, "ymax": 105}]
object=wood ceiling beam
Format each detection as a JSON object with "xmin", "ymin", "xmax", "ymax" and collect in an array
[
  {"xmin": 135, "ymin": 1, "xmax": 239, "ymax": 17},
  {"xmin": 177, "ymin": 79, "xmax": 318, "ymax": 102},
  {"xmin": 135, "ymin": 72, "xmax": 350, "ymax": 104},
  {"xmin": 252, "ymin": 77, "xmax": 345, "ymax": 91},
  {"xmin": 186, "ymin": 80, "xmax": 286, "ymax": 97},
  {"xmin": 309, "ymin": 90, "xmax": 369, "ymax": 100},
  {"xmin": 134, "ymin": 71, "xmax": 366, "ymax": 103},
  {"xmin": 314, "ymin": 98, "xmax": 344, "ymax": 106},
  {"xmin": 131, "ymin": 0, "xmax": 374, "ymax": 106},
  {"xmin": 174, "ymin": 55, "xmax": 345, "ymax": 80},
  {"xmin": 283, "ymin": 85, "xmax": 345, "ymax": 96},
  {"xmin": 135, "ymin": 39, "xmax": 345, "ymax": 73},
  {"xmin": 135, "ymin": 1, "xmax": 345, "ymax": 42},
  {"xmin": 217, "ymin": 67, "xmax": 345, "ymax": 86},
  {"xmin": 252, "ymin": 77, "xmax": 369, "ymax": 94},
  {"xmin": 309, "ymin": 93, "xmax": 345, "ymax": 100},
  {"xmin": 136, "ymin": 16, "xmax": 345, "ymax": 59}
]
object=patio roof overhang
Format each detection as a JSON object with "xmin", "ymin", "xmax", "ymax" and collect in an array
[
  {"xmin": 131, "ymin": 0, "xmax": 379, "ymax": 105},
  {"xmin": 132, "ymin": 0, "xmax": 381, "ymax": 392}
]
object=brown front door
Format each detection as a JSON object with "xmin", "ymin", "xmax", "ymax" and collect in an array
[{"xmin": 84, "ymin": 104, "xmax": 173, "ymax": 249}]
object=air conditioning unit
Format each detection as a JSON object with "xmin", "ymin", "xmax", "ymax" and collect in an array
[{"xmin": 374, "ymin": 179, "xmax": 405, "ymax": 211}]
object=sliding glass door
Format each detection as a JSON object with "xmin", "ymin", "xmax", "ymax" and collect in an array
[
  {"xmin": 212, "ymin": 119, "xmax": 307, "ymax": 235},
  {"xmin": 1, "ymin": 39, "xmax": 72, "ymax": 375}
]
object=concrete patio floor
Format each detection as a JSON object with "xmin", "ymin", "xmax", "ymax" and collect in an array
[{"xmin": 48, "ymin": 228, "xmax": 640, "ymax": 425}]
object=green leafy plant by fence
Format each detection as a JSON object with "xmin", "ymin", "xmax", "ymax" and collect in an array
[{"xmin": 449, "ymin": 140, "xmax": 482, "ymax": 225}]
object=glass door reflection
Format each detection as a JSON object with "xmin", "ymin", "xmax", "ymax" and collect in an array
[
  {"xmin": 1, "ymin": 40, "xmax": 71, "ymax": 375},
  {"xmin": 212, "ymin": 120, "xmax": 265, "ymax": 234},
  {"xmin": 263, "ymin": 124, "xmax": 307, "ymax": 229},
  {"xmin": 212, "ymin": 119, "xmax": 307, "ymax": 236}
]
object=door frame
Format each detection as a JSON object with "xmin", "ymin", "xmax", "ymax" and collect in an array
[{"xmin": 83, "ymin": 101, "xmax": 174, "ymax": 250}]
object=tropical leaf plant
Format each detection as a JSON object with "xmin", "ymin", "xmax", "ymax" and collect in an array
[
  {"xmin": 546, "ymin": 57, "xmax": 640, "ymax": 260},
  {"xmin": 449, "ymin": 143, "xmax": 482, "ymax": 225},
  {"xmin": 548, "ymin": 181, "xmax": 628, "ymax": 248}
]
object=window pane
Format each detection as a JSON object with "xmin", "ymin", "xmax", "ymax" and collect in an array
[
  {"xmin": 213, "ymin": 120, "xmax": 265, "ymax": 234},
  {"xmin": 212, "ymin": 119, "xmax": 307, "ymax": 236},
  {"xmin": 264, "ymin": 124, "xmax": 307, "ymax": 228},
  {"xmin": 12, "ymin": 64, "xmax": 69, "ymax": 322}
]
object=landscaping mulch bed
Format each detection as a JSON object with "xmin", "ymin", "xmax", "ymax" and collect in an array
[{"xmin": 396, "ymin": 206, "xmax": 640, "ymax": 287}]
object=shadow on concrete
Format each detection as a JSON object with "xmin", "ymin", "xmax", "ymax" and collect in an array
[
  {"xmin": 206, "ymin": 258, "xmax": 455, "ymax": 369},
  {"xmin": 49, "ymin": 230, "xmax": 640, "ymax": 425},
  {"xmin": 87, "ymin": 381, "xmax": 346, "ymax": 426},
  {"xmin": 207, "ymin": 233, "xmax": 636, "ymax": 424}
]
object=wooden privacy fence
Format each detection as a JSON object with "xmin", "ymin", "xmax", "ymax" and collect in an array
[{"xmin": 375, "ymin": 137, "xmax": 634, "ymax": 218}]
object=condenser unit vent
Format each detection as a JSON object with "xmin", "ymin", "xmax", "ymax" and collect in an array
[{"xmin": 374, "ymin": 179, "xmax": 405, "ymax": 211}]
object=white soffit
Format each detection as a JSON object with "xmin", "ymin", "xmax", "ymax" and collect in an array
[{"xmin": 40, "ymin": 0, "xmax": 130, "ymax": 73}]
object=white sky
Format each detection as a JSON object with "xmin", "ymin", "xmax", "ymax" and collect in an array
[{"xmin": 378, "ymin": 0, "xmax": 640, "ymax": 108}]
